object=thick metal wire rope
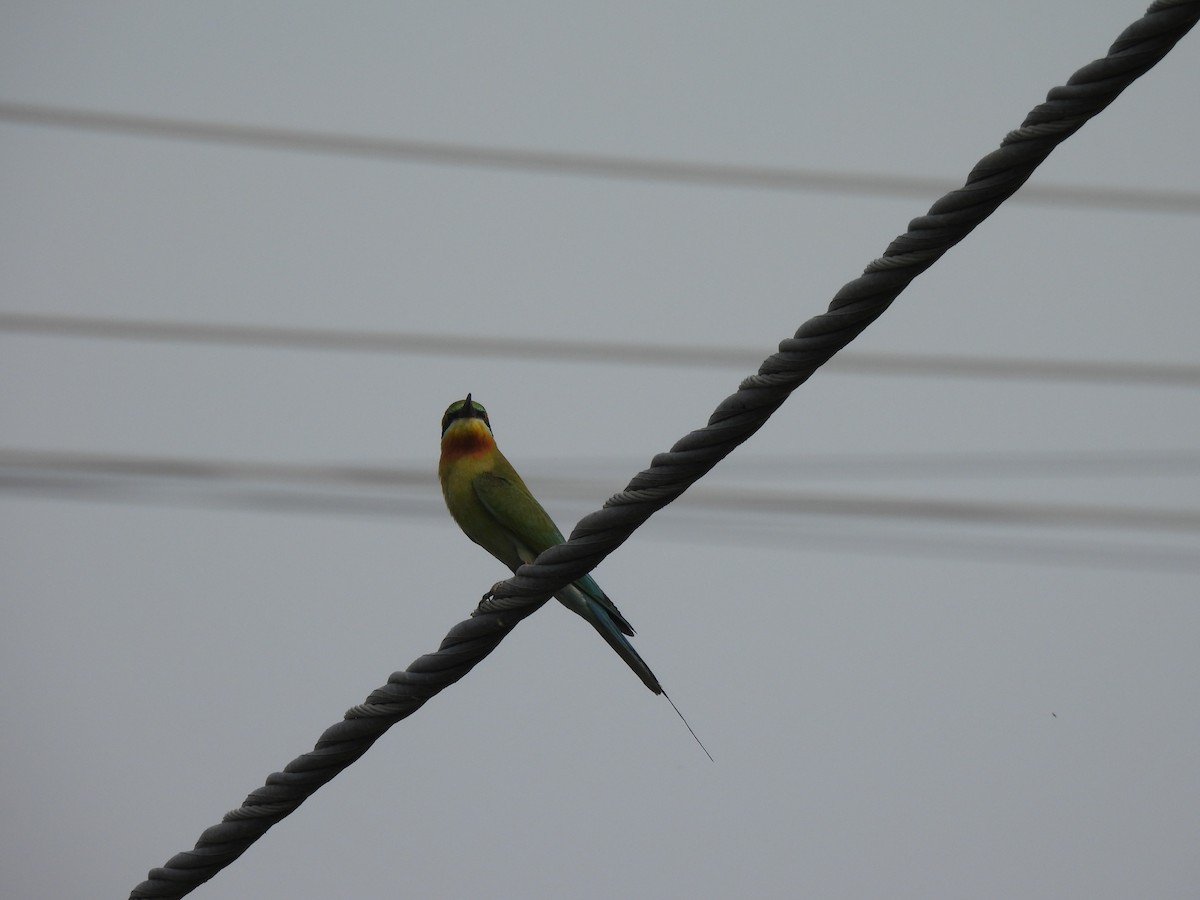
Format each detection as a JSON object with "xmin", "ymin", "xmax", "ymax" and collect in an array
[{"xmin": 130, "ymin": 3, "xmax": 1200, "ymax": 897}]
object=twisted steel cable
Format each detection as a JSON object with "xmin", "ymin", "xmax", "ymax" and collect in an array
[{"xmin": 130, "ymin": 2, "xmax": 1200, "ymax": 896}]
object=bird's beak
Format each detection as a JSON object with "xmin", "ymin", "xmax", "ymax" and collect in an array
[{"xmin": 463, "ymin": 393, "xmax": 473, "ymax": 416}]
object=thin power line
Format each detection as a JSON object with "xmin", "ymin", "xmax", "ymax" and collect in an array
[
  {"xmin": 7, "ymin": 476, "xmax": 1198, "ymax": 574},
  {"xmin": 3, "ymin": 448, "xmax": 1197, "ymax": 534},
  {"xmin": 2, "ymin": 100, "xmax": 1198, "ymax": 214},
  {"xmin": 4, "ymin": 311, "xmax": 1199, "ymax": 386},
  {"xmin": 7, "ymin": 447, "xmax": 1200, "ymax": 482},
  {"xmin": 550, "ymin": 449, "xmax": 1200, "ymax": 479},
  {"xmin": 4, "ymin": 449, "xmax": 1198, "ymax": 573}
]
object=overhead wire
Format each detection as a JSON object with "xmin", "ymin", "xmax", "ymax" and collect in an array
[
  {"xmin": 2, "ymin": 446, "xmax": 1197, "ymax": 530},
  {"xmin": 8, "ymin": 446, "xmax": 1200, "ymax": 483},
  {"xmin": 4, "ymin": 311, "xmax": 1199, "ymax": 386},
  {"xmin": 8, "ymin": 478, "xmax": 1198, "ymax": 574},
  {"xmin": 553, "ymin": 449, "xmax": 1200, "ymax": 479},
  {"xmin": 3, "ymin": 449, "xmax": 1198, "ymax": 576},
  {"xmin": 2, "ymin": 99, "xmax": 1198, "ymax": 215}
]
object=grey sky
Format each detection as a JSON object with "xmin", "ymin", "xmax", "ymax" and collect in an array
[{"xmin": 2, "ymin": 3, "xmax": 1198, "ymax": 898}]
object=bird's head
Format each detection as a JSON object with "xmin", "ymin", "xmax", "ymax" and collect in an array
[
  {"xmin": 439, "ymin": 393, "xmax": 497, "ymax": 462},
  {"xmin": 440, "ymin": 393, "xmax": 492, "ymax": 437}
]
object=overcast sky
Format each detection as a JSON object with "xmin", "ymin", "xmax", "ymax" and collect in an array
[{"xmin": 3, "ymin": 3, "xmax": 1199, "ymax": 898}]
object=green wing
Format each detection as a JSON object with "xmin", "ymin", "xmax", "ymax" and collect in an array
[
  {"xmin": 472, "ymin": 470, "xmax": 565, "ymax": 559},
  {"xmin": 472, "ymin": 470, "xmax": 637, "ymax": 638}
]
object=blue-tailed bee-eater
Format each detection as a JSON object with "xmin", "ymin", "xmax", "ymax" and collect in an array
[{"xmin": 439, "ymin": 394, "xmax": 710, "ymax": 759}]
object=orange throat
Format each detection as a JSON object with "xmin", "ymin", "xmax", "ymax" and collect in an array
[{"xmin": 440, "ymin": 419, "xmax": 496, "ymax": 464}]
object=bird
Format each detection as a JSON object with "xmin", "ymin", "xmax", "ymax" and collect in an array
[{"xmin": 439, "ymin": 394, "xmax": 710, "ymax": 759}]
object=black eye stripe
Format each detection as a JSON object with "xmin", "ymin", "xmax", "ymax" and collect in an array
[
  {"xmin": 440, "ymin": 399, "xmax": 489, "ymax": 436},
  {"xmin": 440, "ymin": 402, "xmax": 463, "ymax": 435}
]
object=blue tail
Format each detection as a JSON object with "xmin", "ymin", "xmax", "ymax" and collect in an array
[
  {"xmin": 554, "ymin": 581, "xmax": 663, "ymax": 695},
  {"xmin": 557, "ymin": 580, "xmax": 713, "ymax": 760}
]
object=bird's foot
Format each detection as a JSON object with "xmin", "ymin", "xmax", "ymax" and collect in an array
[{"xmin": 480, "ymin": 581, "xmax": 505, "ymax": 603}]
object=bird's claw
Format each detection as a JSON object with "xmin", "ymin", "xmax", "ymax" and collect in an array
[{"xmin": 474, "ymin": 585, "xmax": 503, "ymax": 616}]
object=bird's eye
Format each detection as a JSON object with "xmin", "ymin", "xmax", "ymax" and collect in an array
[{"xmin": 440, "ymin": 401, "xmax": 465, "ymax": 435}]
